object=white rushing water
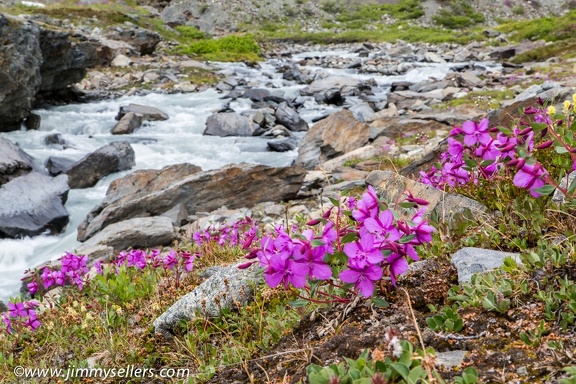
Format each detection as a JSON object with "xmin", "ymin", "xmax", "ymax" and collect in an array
[{"xmin": 0, "ymin": 51, "xmax": 499, "ymax": 301}]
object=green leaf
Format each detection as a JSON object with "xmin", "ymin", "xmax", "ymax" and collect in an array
[
  {"xmin": 399, "ymin": 234, "xmax": 416, "ymax": 244},
  {"xmin": 341, "ymin": 232, "xmax": 359, "ymax": 244},
  {"xmin": 497, "ymin": 126, "xmax": 513, "ymax": 135},
  {"xmin": 390, "ymin": 363, "xmax": 410, "ymax": 380},
  {"xmin": 328, "ymin": 197, "xmax": 341, "ymax": 207},
  {"xmin": 352, "ymin": 379, "xmax": 371, "ymax": 384},
  {"xmin": 407, "ymin": 366, "xmax": 427, "ymax": 383},
  {"xmin": 464, "ymin": 158, "xmax": 478, "ymax": 168},
  {"xmin": 399, "ymin": 201, "xmax": 417, "ymax": 209},
  {"xmin": 532, "ymin": 185, "xmax": 556, "ymax": 195},
  {"xmin": 556, "ymin": 146, "xmax": 570, "ymax": 154},
  {"xmin": 530, "ymin": 122, "xmax": 548, "ymax": 132},
  {"xmin": 371, "ymin": 296, "xmax": 389, "ymax": 308},
  {"xmin": 311, "ymin": 240, "xmax": 326, "ymax": 247},
  {"xmin": 289, "ymin": 299, "xmax": 309, "ymax": 308}
]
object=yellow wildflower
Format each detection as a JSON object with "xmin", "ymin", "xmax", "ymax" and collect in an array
[
  {"xmin": 547, "ymin": 106, "xmax": 556, "ymax": 116},
  {"xmin": 564, "ymin": 100, "xmax": 571, "ymax": 114}
]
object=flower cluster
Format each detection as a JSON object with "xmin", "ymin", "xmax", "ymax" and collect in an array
[
  {"xmin": 421, "ymin": 95, "xmax": 576, "ymax": 200},
  {"xmin": 3, "ymin": 300, "xmax": 40, "ymax": 333},
  {"xmin": 193, "ymin": 217, "xmax": 257, "ymax": 249},
  {"xmin": 114, "ymin": 248, "xmax": 195, "ymax": 273},
  {"xmin": 242, "ymin": 186, "xmax": 433, "ymax": 298},
  {"xmin": 25, "ymin": 252, "xmax": 90, "ymax": 295}
]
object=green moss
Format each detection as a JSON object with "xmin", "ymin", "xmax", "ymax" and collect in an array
[
  {"xmin": 432, "ymin": 0, "xmax": 485, "ymax": 29},
  {"xmin": 174, "ymin": 34, "xmax": 261, "ymax": 62},
  {"xmin": 511, "ymin": 39, "xmax": 576, "ymax": 63},
  {"xmin": 436, "ymin": 89, "xmax": 515, "ymax": 110},
  {"xmin": 497, "ymin": 11, "xmax": 576, "ymax": 42}
]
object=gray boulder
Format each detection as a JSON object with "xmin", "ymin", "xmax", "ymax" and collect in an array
[
  {"xmin": 366, "ymin": 171, "xmax": 487, "ymax": 223},
  {"xmin": 77, "ymin": 163, "xmax": 306, "ymax": 242},
  {"xmin": 105, "ymin": 27, "xmax": 161, "ymax": 55},
  {"xmin": 0, "ymin": 173, "xmax": 69, "ymax": 238},
  {"xmin": 296, "ymin": 109, "xmax": 369, "ymax": 169},
  {"xmin": 267, "ymin": 136, "xmax": 299, "ymax": 152},
  {"xmin": 275, "ymin": 103, "xmax": 308, "ymax": 132},
  {"xmin": 203, "ymin": 113, "xmax": 257, "ymax": 137},
  {"xmin": 116, "ymin": 103, "xmax": 168, "ymax": 121},
  {"xmin": 451, "ymin": 247, "xmax": 521, "ymax": 284},
  {"xmin": 45, "ymin": 156, "xmax": 76, "ymax": 176},
  {"xmin": 154, "ymin": 261, "xmax": 261, "ymax": 338},
  {"xmin": 301, "ymin": 76, "xmax": 361, "ymax": 97},
  {"xmin": 111, "ymin": 112, "xmax": 143, "ymax": 135},
  {"xmin": 0, "ymin": 14, "xmax": 42, "ymax": 131},
  {"xmin": 282, "ymin": 64, "xmax": 309, "ymax": 84},
  {"xmin": 0, "ymin": 137, "xmax": 35, "ymax": 185},
  {"xmin": 65, "ymin": 141, "xmax": 135, "ymax": 189},
  {"xmin": 78, "ymin": 216, "xmax": 177, "ymax": 252}
]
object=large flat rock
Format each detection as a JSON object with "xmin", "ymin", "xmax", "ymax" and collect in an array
[
  {"xmin": 77, "ymin": 163, "xmax": 306, "ymax": 242},
  {"xmin": 366, "ymin": 170, "xmax": 487, "ymax": 222},
  {"xmin": 0, "ymin": 172, "xmax": 69, "ymax": 238}
]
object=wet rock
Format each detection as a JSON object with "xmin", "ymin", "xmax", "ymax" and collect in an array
[
  {"xmin": 282, "ymin": 63, "xmax": 309, "ymax": 84},
  {"xmin": 65, "ymin": 141, "xmax": 136, "ymax": 189},
  {"xmin": 0, "ymin": 14, "xmax": 43, "ymax": 131},
  {"xmin": 111, "ymin": 112, "xmax": 143, "ymax": 135},
  {"xmin": 267, "ymin": 136, "xmax": 299, "ymax": 152},
  {"xmin": 242, "ymin": 88, "xmax": 270, "ymax": 102},
  {"xmin": 78, "ymin": 216, "xmax": 177, "ymax": 252},
  {"xmin": 116, "ymin": 103, "xmax": 168, "ymax": 121},
  {"xmin": 77, "ymin": 163, "xmax": 306, "ymax": 242},
  {"xmin": 296, "ymin": 109, "xmax": 369, "ymax": 169},
  {"xmin": 301, "ymin": 75, "xmax": 360, "ymax": 97},
  {"xmin": 0, "ymin": 173, "xmax": 69, "ymax": 238},
  {"xmin": 366, "ymin": 170, "xmax": 487, "ymax": 222},
  {"xmin": 44, "ymin": 133, "xmax": 67, "ymax": 147},
  {"xmin": 153, "ymin": 261, "xmax": 262, "ymax": 338},
  {"xmin": 424, "ymin": 51, "xmax": 446, "ymax": 63},
  {"xmin": 451, "ymin": 247, "xmax": 521, "ymax": 284},
  {"xmin": 275, "ymin": 103, "xmax": 308, "ymax": 132},
  {"xmin": 203, "ymin": 112, "xmax": 257, "ymax": 137},
  {"xmin": 45, "ymin": 156, "xmax": 75, "ymax": 176},
  {"xmin": 319, "ymin": 89, "xmax": 344, "ymax": 106},
  {"xmin": 0, "ymin": 137, "xmax": 35, "ymax": 185},
  {"xmin": 25, "ymin": 113, "xmax": 41, "ymax": 130}
]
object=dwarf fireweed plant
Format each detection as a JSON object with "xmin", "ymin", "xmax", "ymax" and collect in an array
[
  {"xmin": 2, "ymin": 300, "xmax": 40, "ymax": 334},
  {"xmin": 420, "ymin": 94, "xmax": 576, "ymax": 201},
  {"xmin": 240, "ymin": 186, "xmax": 433, "ymax": 303}
]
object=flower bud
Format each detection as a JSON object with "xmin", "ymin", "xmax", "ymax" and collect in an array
[
  {"xmin": 537, "ymin": 97, "xmax": 544, "ymax": 106},
  {"xmin": 449, "ymin": 127, "xmax": 463, "ymax": 136},
  {"xmin": 499, "ymin": 143, "xmax": 516, "ymax": 152},
  {"xmin": 524, "ymin": 106, "xmax": 538, "ymax": 115},
  {"xmin": 516, "ymin": 158, "xmax": 526, "ymax": 170},
  {"xmin": 518, "ymin": 127, "xmax": 532, "ymax": 136},
  {"xmin": 488, "ymin": 127, "xmax": 499, "ymax": 133},
  {"xmin": 535, "ymin": 140, "xmax": 553, "ymax": 149},
  {"xmin": 306, "ymin": 219, "xmax": 321, "ymax": 226},
  {"xmin": 322, "ymin": 207, "xmax": 334, "ymax": 219},
  {"xmin": 570, "ymin": 148, "xmax": 576, "ymax": 153},
  {"xmin": 245, "ymin": 249, "xmax": 259, "ymax": 259},
  {"xmin": 237, "ymin": 261, "xmax": 254, "ymax": 270},
  {"xmin": 506, "ymin": 159, "xmax": 519, "ymax": 167}
]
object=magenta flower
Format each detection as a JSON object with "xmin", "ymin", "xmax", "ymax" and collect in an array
[
  {"xmin": 513, "ymin": 163, "xmax": 547, "ymax": 197},
  {"xmin": 94, "ymin": 260, "xmax": 103, "ymax": 275},
  {"xmin": 292, "ymin": 244, "xmax": 332, "ymax": 281},
  {"xmin": 27, "ymin": 280, "xmax": 39, "ymax": 295},
  {"xmin": 352, "ymin": 185, "xmax": 379, "ymax": 223},
  {"xmin": 475, "ymin": 138, "xmax": 500, "ymax": 161},
  {"xmin": 447, "ymin": 137, "xmax": 464, "ymax": 161},
  {"xmin": 385, "ymin": 253, "xmax": 409, "ymax": 286},
  {"xmin": 24, "ymin": 312, "xmax": 41, "ymax": 331},
  {"xmin": 181, "ymin": 250, "xmax": 195, "ymax": 272},
  {"xmin": 264, "ymin": 255, "xmax": 307, "ymax": 289},
  {"xmin": 8, "ymin": 302, "xmax": 28, "ymax": 318},
  {"xmin": 127, "ymin": 250, "xmax": 147, "ymax": 269},
  {"xmin": 462, "ymin": 118, "xmax": 490, "ymax": 146},
  {"xmin": 339, "ymin": 263, "xmax": 383, "ymax": 297},
  {"xmin": 3, "ymin": 314, "xmax": 12, "ymax": 334},
  {"xmin": 163, "ymin": 250, "xmax": 179, "ymax": 270},
  {"xmin": 363, "ymin": 210, "xmax": 400, "ymax": 245},
  {"xmin": 343, "ymin": 234, "xmax": 384, "ymax": 268}
]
